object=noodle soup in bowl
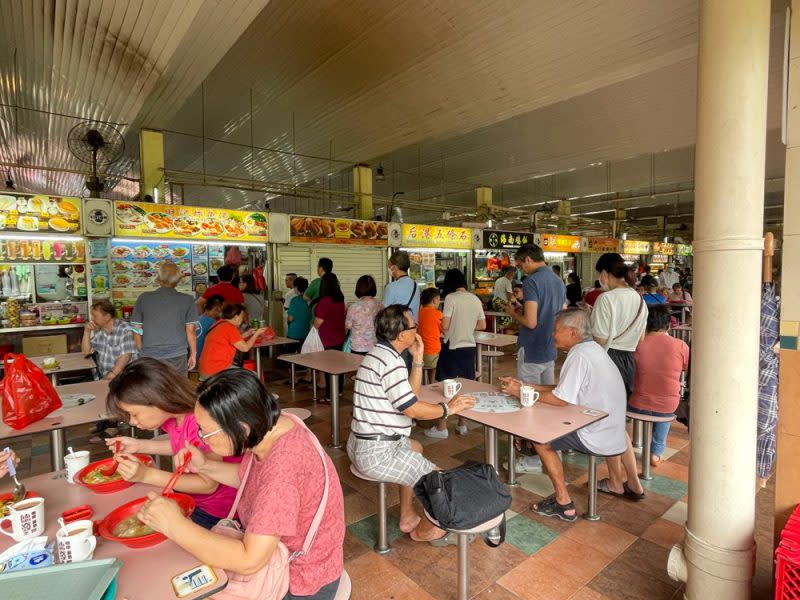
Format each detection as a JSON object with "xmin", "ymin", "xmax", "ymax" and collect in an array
[{"xmin": 98, "ymin": 493, "xmax": 195, "ymax": 549}]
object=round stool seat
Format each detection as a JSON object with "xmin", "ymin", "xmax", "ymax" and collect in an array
[
  {"xmin": 482, "ymin": 351, "xmax": 505, "ymax": 358},
  {"xmin": 282, "ymin": 407, "xmax": 311, "ymax": 421},
  {"xmin": 625, "ymin": 411, "xmax": 676, "ymax": 423},
  {"xmin": 423, "ymin": 509, "xmax": 505, "ymax": 534},
  {"xmin": 350, "ymin": 464, "xmax": 384, "ymax": 483},
  {"xmin": 333, "ymin": 570, "xmax": 351, "ymax": 600}
]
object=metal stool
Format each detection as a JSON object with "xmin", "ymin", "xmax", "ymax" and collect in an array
[
  {"xmin": 349, "ymin": 464, "xmax": 391, "ymax": 554},
  {"xmin": 424, "ymin": 510, "xmax": 505, "ymax": 600},
  {"xmin": 577, "ymin": 451, "xmax": 622, "ymax": 520},
  {"xmin": 482, "ymin": 350, "xmax": 505, "ymax": 383},
  {"xmin": 281, "ymin": 407, "xmax": 311, "ymax": 421},
  {"xmin": 626, "ymin": 411, "xmax": 676, "ymax": 480},
  {"xmin": 333, "ymin": 569, "xmax": 351, "ymax": 599}
]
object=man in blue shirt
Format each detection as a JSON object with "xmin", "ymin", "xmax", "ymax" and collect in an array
[
  {"xmin": 383, "ymin": 251, "xmax": 421, "ymax": 320},
  {"xmin": 505, "ymin": 244, "xmax": 566, "ymax": 384}
]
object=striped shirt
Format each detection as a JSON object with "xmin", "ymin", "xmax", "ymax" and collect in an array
[{"xmin": 350, "ymin": 341, "xmax": 417, "ymax": 437}]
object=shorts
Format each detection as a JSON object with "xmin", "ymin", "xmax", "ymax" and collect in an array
[
  {"xmin": 148, "ymin": 354, "xmax": 188, "ymax": 375},
  {"xmin": 435, "ymin": 343, "xmax": 476, "ymax": 381},
  {"xmin": 347, "ymin": 435, "xmax": 435, "ymax": 487},
  {"xmin": 607, "ymin": 349, "xmax": 635, "ymax": 396},
  {"xmin": 548, "ymin": 430, "xmax": 592, "ymax": 454},
  {"xmin": 423, "ymin": 354, "xmax": 439, "ymax": 369},
  {"xmin": 516, "ymin": 348, "xmax": 555, "ymax": 384}
]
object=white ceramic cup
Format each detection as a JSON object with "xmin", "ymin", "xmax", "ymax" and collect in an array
[
  {"xmin": 42, "ymin": 356, "xmax": 56, "ymax": 368},
  {"xmin": 56, "ymin": 519, "xmax": 97, "ymax": 563},
  {"xmin": 443, "ymin": 379, "xmax": 463, "ymax": 400},
  {"xmin": 520, "ymin": 385, "xmax": 540, "ymax": 408},
  {"xmin": 0, "ymin": 497, "xmax": 45, "ymax": 542},
  {"xmin": 64, "ymin": 450, "xmax": 90, "ymax": 485}
]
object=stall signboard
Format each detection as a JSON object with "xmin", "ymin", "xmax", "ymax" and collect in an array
[
  {"xmin": 623, "ymin": 240, "xmax": 652, "ymax": 255},
  {"xmin": 586, "ymin": 237, "xmax": 620, "ymax": 253},
  {"xmin": 114, "ymin": 201, "xmax": 268, "ymax": 243},
  {"xmin": 0, "ymin": 194, "xmax": 81, "ymax": 234},
  {"xmin": 651, "ymin": 254, "xmax": 670, "ymax": 263},
  {"xmin": 676, "ymin": 244, "xmax": 693, "ymax": 256},
  {"xmin": 289, "ymin": 216, "xmax": 388, "ymax": 246},
  {"xmin": 401, "ymin": 224, "xmax": 472, "ymax": 249},
  {"xmin": 0, "ymin": 239, "xmax": 85, "ymax": 263},
  {"xmin": 537, "ymin": 234, "xmax": 582, "ymax": 253},
  {"xmin": 652, "ymin": 242, "xmax": 675, "ymax": 255},
  {"xmin": 482, "ymin": 230, "xmax": 533, "ymax": 250}
]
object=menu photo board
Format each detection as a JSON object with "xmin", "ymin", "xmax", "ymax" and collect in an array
[
  {"xmin": 401, "ymin": 224, "xmax": 472, "ymax": 249},
  {"xmin": 537, "ymin": 234, "xmax": 582, "ymax": 253},
  {"xmin": 289, "ymin": 216, "xmax": 389, "ymax": 246},
  {"xmin": 0, "ymin": 194, "xmax": 81, "ymax": 234},
  {"xmin": 587, "ymin": 237, "xmax": 620, "ymax": 253},
  {"xmin": 652, "ymin": 242, "xmax": 675, "ymax": 255},
  {"xmin": 623, "ymin": 240, "xmax": 652, "ymax": 255},
  {"xmin": 482, "ymin": 230, "xmax": 533, "ymax": 250},
  {"xmin": 110, "ymin": 240, "xmax": 192, "ymax": 300},
  {"xmin": 675, "ymin": 244, "xmax": 693, "ymax": 256},
  {"xmin": 114, "ymin": 201, "xmax": 268, "ymax": 243}
]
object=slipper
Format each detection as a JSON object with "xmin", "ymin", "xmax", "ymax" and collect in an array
[
  {"xmin": 596, "ymin": 478, "xmax": 624, "ymax": 498},
  {"xmin": 317, "ymin": 398, "xmax": 332, "ymax": 404},
  {"xmin": 623, "ymin": 483, "xmax": 646, "ymax": 501},
  {"xmin": 428, "ymin": 532, "xmax": 458, "ymax": 547},
  {"xmin": 532, "ymin": 496, "xmax": 578, "ymax": 522}
]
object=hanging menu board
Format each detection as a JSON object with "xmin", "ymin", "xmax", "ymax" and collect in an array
[
  {"xmin": 289, "ymin": 216, "xmax": 389, "ymax": 246},
  {"xmin": 110, "ymin": 241, "xmax": 192, "ymax": 301},
  {"xmin": 537, "ymin": 234, "xmax": 582, "ymax": 252},
  {"xmin": 401, "ymin": 224, "xmax": 472, "ymax": 249},
  {"xmin": 114, "ymin": 202, "xmax": 268, "ymax": 243},
  {"xmin": 0, "ymin": 194, "xmax": 81, "ymax": 234}
]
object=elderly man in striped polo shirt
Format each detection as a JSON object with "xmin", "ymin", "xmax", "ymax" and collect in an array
[{"xmin": 347, "ymin": 304, "xmax": 476, "ymax": 543}]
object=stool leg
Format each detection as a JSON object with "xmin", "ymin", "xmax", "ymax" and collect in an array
[
  {"xmin": 291, "ymin": 363, "xmax": 296, "ymax": 390},
  {"xmin": 457, "ymin": 533, "xmax": 469, "ymax": 600},
  {"xmin": 641, "ymin": 422, "xmax": 654, "ymax": 481},
  {"xmin": 507, "ymin": 434, "xmax": 518, "ymax": 486},
  {"xmin": 632, "ymin": 419, "xmax": 643, "ymax": 449},
  {"xmin": 585, "ymin": 455, "xmax": 600, "ymax": 521},
  {"xmin": 375, "ymin": 482, "xmax": 390, "ymax": 554},
  {"xmin": 488, "ymin": 356, "xmax": 494, "ymax": 384},
  {"xmin": 312, "ymin": 369, "xmax": 317, "ymax": 402},
  {"xmin": 484, "ymin": 426, "xmax": 498, "ymax": 471}
]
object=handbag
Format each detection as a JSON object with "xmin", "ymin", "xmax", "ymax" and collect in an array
[
  {"xmin": 414, "ymin": 462, "xmax": 511, "ymax": 545},
  {"xmin": 607, "ymin": 291, "xmax": 646, "ymax": 348},
  {"xmin": 301, "ymin": 327, "xmax": 324, "ymax": 354},
  {"xmin": 342, "ymin": 333, "xmax": 352, "ymax": 353},
  {"xmin": 211, "ymin": 412, "xmax": 331, "ymax": 599},
  {"xmin": 1, "ymin": 354, "xmax": 62, "ymax": 430}
]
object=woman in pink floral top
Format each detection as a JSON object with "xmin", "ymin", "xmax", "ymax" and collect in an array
[{"xmin": 345, "ymin": 275, "xmax": 383, "ymax": 354}]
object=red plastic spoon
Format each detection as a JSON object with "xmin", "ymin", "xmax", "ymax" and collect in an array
[{"xmin": 99, "ymin": 440, "xmax": 121, "ymax": 476}]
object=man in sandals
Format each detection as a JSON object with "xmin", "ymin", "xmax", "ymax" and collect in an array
[{"xmin": 500, "ymin": 309, "xmax": 643, "ymax": 521}]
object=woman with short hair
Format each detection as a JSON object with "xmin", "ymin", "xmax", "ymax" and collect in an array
[
  {"xmin": 137, "ymin": 370, "xmax": 346, "ymax": 599},
  {"xmin": 345, "ymin": 275, "xmax": 382, "ymax": 355},
  {"xmin": 239, "ymin": 274, "xmax": 266, "ymax": 323}
]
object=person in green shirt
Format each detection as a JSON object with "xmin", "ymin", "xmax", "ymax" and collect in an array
[
  {"xmin": 288, "ymin": 277, "xmax": 313, "ymax": 342},
  {"xmin": 304, "ymin": 257, "xmax": 333, "ymax": 304}
]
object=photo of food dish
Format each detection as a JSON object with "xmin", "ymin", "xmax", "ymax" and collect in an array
[
  {"xmin": 113, "ymin": 275, "xmax": 131, "ymax": 286},
  {"xmin": 173, "ymin": 216, "xmax": 202, "ymax": 237},
  {"xmin": 193, "ymin": 244, "xmax": 207, "ymax": 256},
  {"xmin": 223, "ymin": 220, "xmax": 245, "ymax": 238},
  {"xmin": 133, "ymin": 262, "xmax": 151, "ymax": 271},
  {"xmin": 48, "ymin": 216, "xmax": 73, "ymax": 232},
  {"xmin": 193, "ymin": 262, "xmax": 208, "ymax": 275},
  {"xmin": 116, "ymin": 203, "xmax": 147, "ymax": 225},
  {"xmin": 26, "ymin": 196, "xmax": 45, "ymax": 214},
  {"xmin": 145, "ymin": 212, "xmax": 173, "ymax": 233},
  {"xmin": 112, "ymin": 515, "xmax": 155, "ymax": 538},
  {"xmin": 83, "ymin": 467, "xmax": 123, "ymax": 485},
  {"xmin": 133, "ymin": 246, "xmax": 150, "ymax": 259},
  {"xmin": 113, "ymin": 261, "xmax": 133, "ymax": 272},
  {"xmin": 58, "ymin": 199, "xmax": 80, "ymax": 218},
  {"xmin": 17, "ymin": 215, "xmax": 38, "ymax": 231},
  {"xmin": 150, "ymin": 246, "xmax": 170, "ymax": 259},
  {"xmin": 171, "ymin": 247, "xmax": 189, "ymax": 259},
  {"xmin": 202, "ymin": 221, "xmax": 223, "ymax": 236},
  {"xmin": 0, "ymin": 195, "xmax": 16, "ymax": 212},
  {"xmin": 111, "ymin": 246, "xmax": 133, "ymax": 258},
  {"xmin": 245, "ymin": 213, "xmax": 267, "ymax": 235},
  {"xmin": 210, "ymin": 258, "xmax": 223, "ymax": 272}
]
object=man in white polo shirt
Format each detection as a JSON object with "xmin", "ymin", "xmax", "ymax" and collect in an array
[
  {"xmin": 347, "ymin": 304, "xmax": 475, "ymax": 543},
  {"xmin": 500, "ymin": 309, "xmax": 642, "ymax": 522}
]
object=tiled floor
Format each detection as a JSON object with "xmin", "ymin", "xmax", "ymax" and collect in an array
[{"xmin": 11, "ymin": 353, "xmax": 775, "ymax": 599}]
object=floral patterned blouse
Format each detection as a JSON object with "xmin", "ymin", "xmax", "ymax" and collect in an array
[{"xmin": 345, "ymin": 297, "xmax": 383, "ymax": 353}]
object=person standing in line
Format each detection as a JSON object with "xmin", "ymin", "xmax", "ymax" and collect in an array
[
  {"xmin": 428, "ymin": 269, "xmax": 485, "ymax": 439},
  {"xmin": 283, "ymin": 272, "xmax": 298, "ymax": 332},
  {"xmin": 197, "ymin": 265, "xmax": 244, "ymax": 312},
  {"xmin": 313, "ymin": 273, "xmax": 347, "ymax": 401},
  {"xmin": 383, "ymin": 251, "xmax": 421, "ymax": 321},
  {"xmin": 287, "ymin": 277, "xmax": 312, "ymax": 348},
  {"xmin": 565, "ymin": 272, "xmax": 582, "ymax": 307},
  {"xmin": 131, "ymin": 261, "xmax": 198, "ymax": 375},
  {"xmin": 305, "ymin": 258, "xmax": 333, "ymax": 305},
  {"xmin": 345, "ymin": 275, "xmax": 382, "ymax": 355},
  {"xmin": 552, "ymin": 264, "xmax": 563, "ymax": 281},
  {"xmin": 239, "ymin": 274, "xmax": 266, "ymax": 323},
  {"xmin": 416, "ymin": 287, "xmax": 442, "ymax": 384}
]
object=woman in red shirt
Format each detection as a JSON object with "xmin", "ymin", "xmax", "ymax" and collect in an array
[
  {"xmin": 198, "ymin": 304, "xmax": 265, "ymax": 380},
  {"xmin": 628, "ymin": 305, "xmax": 689, "ymax": 467},
  {"xmin": 313, "ymin": 273, "xmax": 347, "ymax": 402},
  {"xmin": 137, "ymin": 370, "xmax": 346, "ymax": 599}
]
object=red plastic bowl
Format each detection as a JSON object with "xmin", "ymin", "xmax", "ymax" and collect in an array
[
  {"xmin": 75, "ymin": 455, "xmax": 154, "ymax": 494},
  {"xmin": 98, "ymin": 493, "xmax": 195, "ymax": 549}
]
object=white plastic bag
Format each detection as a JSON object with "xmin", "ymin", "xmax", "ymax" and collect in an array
[{"xmin": 301, "ymin": 327, "xmax": 324, "ymax": 354}]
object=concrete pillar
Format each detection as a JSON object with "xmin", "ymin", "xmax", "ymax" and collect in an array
[
  {"xmin": 139, "ymin": 129, "xmax": 165, "ymax": 202},
  {"xmin": 353, "ymin": 165, "xmax": 373, "ymax": 220},
  {"xmin": 611, "ymin": 209, "xmax": 626, "ymax": 238},
  {"xmin": 667, "ymin": 1, "xmax": 770, "ymax": 598},
  {"xmin": 775, "ymin": 0, "xmax": 800, "ymax": 536},
  {"xmin": 476, "ymin": 186, "xmax": 492, "ymax": 210},
  {"xmin": 557, "ymin": 199, "xmax": 571, "ymax": 233}
]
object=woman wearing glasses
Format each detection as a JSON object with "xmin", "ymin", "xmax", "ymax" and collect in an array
[
  {"xmin": 104, "ymin": 357, "xmax": 239, "ymax": 529},
  {"xmin": 136, "ymin": 370, "xmax": 347, "ymax": 600}
]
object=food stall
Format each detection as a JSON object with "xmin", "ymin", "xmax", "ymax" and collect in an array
[
  {"xmin": 473, "ymin": 229, "xmax": 533, "ymax": 303},
  {"xmin": 0, "ymin": 193, "xmax": 90, "ymax": 355},
  {"xmin": 534, "ymin": 233, "xmax": 583, "ymax": 280},
  {"xmin": 674, "ymin": 243, "xmax": 693, "ymax": 271},
  {"xmin": 581, "ymin": 237, "xmax": 621, "ymax": 284},
  {"xmin": 398, "ymin": 224, "xmax": 473, "ymax": 290},
  {"xmin": 649, "ymin": 242, "xmax": 675, "ymax": 272},
  {"xmin": 277, "ymin": 215, "xmax": 390, "ymax": 304},
  {"xmin": 111, "ymin": 201, "xmax": 269, "ymax": 311},
  {"xmin": 621, "ymin": 239, "xmax": 653, "ymax": 273}
]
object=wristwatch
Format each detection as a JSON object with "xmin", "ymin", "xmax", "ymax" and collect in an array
[
  {"xmin": 439, "ymin": 402, "xmax": 449, "ymax": 419},
  {"xmin": 412, "ymin": 362, "xmax": 425, "ymax": 368}
]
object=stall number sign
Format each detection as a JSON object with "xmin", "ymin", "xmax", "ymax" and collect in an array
[
  {"xmin": 587, "ymin": 237, "xmax": 620, "ymax": 253},
  {"xmin": 401, "ymin": 224, "xmax": 472, "ymax": 249},
  {"xmin": 538, "ymin": 234, "xmax": 582, "ymax": 252},
  {"xmin": 623, "ymin": 240, "xmax": 652, "ymax": 254},
  {"xmin": 483, "ymin": 230, "xmax": 532, "ymax": 249}
]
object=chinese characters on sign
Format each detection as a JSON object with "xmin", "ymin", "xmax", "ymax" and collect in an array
[
  {"xmin": 587, "ymin": 237, "xmax": 621, "ymax": 253},
  {"xmin": 622, "ymin": 240, "xmax": 652, "ymax": 255},
  {"xmin": 482, "ymin": 230, "xmax": 532, "ymax": 249},
  {"xmin": 401, "ymin": 224, "xmax": 472, "ymax": 249},
  {"xmin": 652, "ymin": 242, "xmax": 675, "ymax": 255},
  {"xmin": 537, "ymin": 234, "xmax": 583, "ymax": 252}
]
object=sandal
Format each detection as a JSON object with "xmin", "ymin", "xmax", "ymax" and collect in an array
[
  {"xmin": 532, "ymin": 496, "xmax": 578, "ymax": 522},
  {"xmin": 623, "ymin": 483, "xmax": 646, "ymax": 501},
  {"xmin": 650, "ymin": 455, "xmax": 663, "ymax": 468},
  {"xmin": 597, "ymin": 478, "xmax": 624, "ymax": 498}
]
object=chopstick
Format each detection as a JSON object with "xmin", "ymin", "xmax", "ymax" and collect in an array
[{"xmin": 161, "ymin": 453, "xmax": 192, "ymax": 497}]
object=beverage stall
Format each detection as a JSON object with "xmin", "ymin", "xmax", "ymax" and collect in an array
[
  {"xmin": 397, "ymin": 224, "xmax": 473, "ymax": 290},
  {"xmin": 473, "ymin": 229, "xmax": 533, "ymax": 303}
]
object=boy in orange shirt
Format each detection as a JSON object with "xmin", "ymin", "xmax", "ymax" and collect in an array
[{"xmin": 417, "ymin": 287, "xmax": 442, "ymax": 383}]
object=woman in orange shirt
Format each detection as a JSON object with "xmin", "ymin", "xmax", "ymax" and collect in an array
[{"xmin": 198, "ymin": 304, "xmax": 265, "ymax": 380}]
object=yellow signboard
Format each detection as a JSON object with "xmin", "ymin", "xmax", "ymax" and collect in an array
[
  {"xmin": 623, "ymin": 240, "xmax": 652, "ymax": 254},
  {"xmin": 114, "ymin": 201, "xmax": 268, "ymax": 243},
  {"xmin": 586, "ymin": 237, "xmax": 620, "ymax": 253},
  {"xmin": 538, "ymin": 234, "xmax": 582, "ymax": 252},
  {"xmin": 401, "ymin": 224, "xmax": 472, "ymax": 249},
  {"xmin": 289, "ymin": 216, "xmax": 388, "ymax": 246},
  {"xmin": 652, "ymin": 242, "xmax": 675, "ymax": 255},
  {"xmin": 0, "ymin": 194, "xmax": 81, "ymax": 234}
]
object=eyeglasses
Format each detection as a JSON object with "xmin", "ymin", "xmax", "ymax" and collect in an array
[
  {"xmin": 197, "ymin": 426, "xmax": 223, "ymax": 441},
  {"xmin": 402, "ymin": 324, "xmax": 417, "ymax": 332}
]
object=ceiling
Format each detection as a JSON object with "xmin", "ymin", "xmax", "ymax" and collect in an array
[{"xmin": 0, "ymin": 0, "xmax": 789, "ymax": 236}]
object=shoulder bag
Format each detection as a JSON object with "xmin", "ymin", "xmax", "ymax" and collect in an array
[{"xmin": 210, "ymin": 413, "xmax": 331, "ymax": 600}]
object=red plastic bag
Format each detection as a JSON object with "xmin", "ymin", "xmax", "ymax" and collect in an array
[{"xmin": 1, "ymin": 354, "xmax": 62, "ymax": 430}]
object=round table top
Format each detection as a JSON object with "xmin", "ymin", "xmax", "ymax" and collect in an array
[{"xmin": 282, "ymin": 407, "xmax": 311, "ymax": 421}]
